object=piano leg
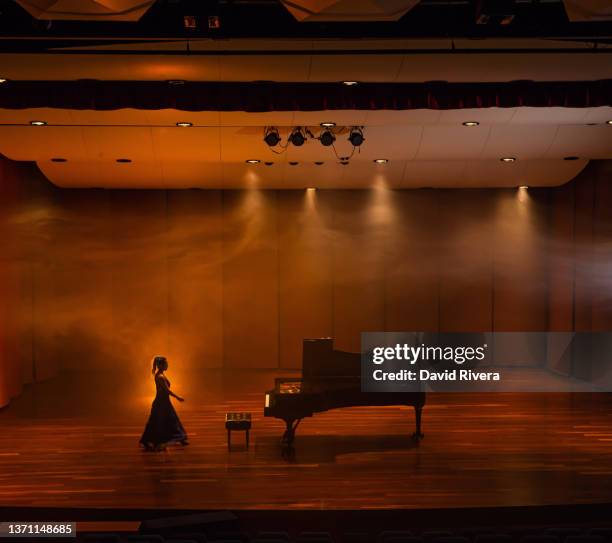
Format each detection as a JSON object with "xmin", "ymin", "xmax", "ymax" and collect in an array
[
  {"xmin": 282, "ymin": 418, "xmax": 301, "ymax": 445},
  {"xmin": 412, "ymin": 405, "xmax": 425, "ymax": 440}
]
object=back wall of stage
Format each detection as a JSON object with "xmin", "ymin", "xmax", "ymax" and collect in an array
[{"xmin": 1, "ymin": 156, "xmax": 612, "ymax": 407}]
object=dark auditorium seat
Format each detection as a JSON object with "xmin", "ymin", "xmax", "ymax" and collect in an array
[
  {"xmin": 256, "ymin": 532, "xmax": 290, "ymax": 541},
  {"xmin": 474, "ymin": 534, "xmax": 513, "ymax": 543},
  {"xmin": 378, "ymin": 531, "xmax": 415, "ymax": 543},
  {"xmin": 546, "ymin": 530, "xmax": 585, "ymax": 539},
  {"xmin": 520, "ymin": 535, "xmax": 561, "ymax": 543},
  {"xmin": 82, "ymin": 535, "xmax": 122, "ymax": 543},
  {"xmin": 565, "ymin": 536, "xmax": 607, "ymax": 543},
  {"xmin": 126, "ymin": 536, "xmax": 166, "ymax": 543},
  {"xmin": 589, "ymin": 530, "xmax": 612, "ymax": 543}
]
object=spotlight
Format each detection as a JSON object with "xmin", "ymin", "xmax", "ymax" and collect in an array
[
  {"xmin": 320, "ymin": 122, "xmax": 336, "ymax": 128},
  {"xmin": 348, "ymin": 127, "xmax": 365, "ymax": 147},
  {"xmin": 245, "ymin": 159, "xmax": 260, "ymax": 164},
  {"xmin": 607, "ymin": 120, "xmax": 612, "ymax": 125},
  {"xmin": 320, "ymin": 129, "xmax": 336, "ymax": 147},
  {"xmin": 342, "ymin": 81, "xmax": 358, "ymax": 86},
  {"xmin": 264, "ymin": 161, "xmax": 274, "ymax": 166},
  {"xmin": 176, "ymin": 122, "xmax": 192, "ymax": 127},
  {"xmin": 289, "ymin": 161, "xmax": 299, "ymax": 166},
  {"xmin": 289, "ymin": 127, "xmax": 306, "ymax": 147},
  {"xmin": 519, "ymin": 185, "xmax": 528, "ymax": 189},
  {"xmin": 0, "ymin": 77, "xmax": 7, "ymax": 83},
  {"xmin": 264, "ymin": 127, "xmax": 281, "ymax": 147},
  {"xmin": 462, "ymin": 121, "xmax": 479, "ymax": 127},
  {"xmin": 340, "ymin": 159, "xmax": 349, "ymax": 165},
  {"xmin": 373, "ymin": 159, "xmax": 389, "ymax": 164},
  {"xmin": 30, "ymin": 120, "xmax": 47, "ymax": 126},
  {"xmin": 500, "ymin": 157, "xmax": 516, "ymax": 163},
  {"xmin": 314, "ymin": 161, "xmax": 324, "ymax": 165}
]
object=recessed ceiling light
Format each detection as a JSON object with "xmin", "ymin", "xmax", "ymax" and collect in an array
[
  {"xmin": 606, "ymin": 120, "xmax": 612, "ymax": 125},
  {"xmin": 314, "ymin": 161, "xmax": 324, "ymax": 165},
  {"xmin": 30, "ymin": 120, "xmax": 47, "ymax": 126},
  {"xmin": 245, "ymin": 159, "xmax": 260, "ymax": 164},
  {"xmin": 289, "ymin": 161, "xmax": 299, "ymax": 166},
  {"xmin": 51, "ymin": 157, "xmax": 67, "ymax": 162},
  {"xmin": 264, "ymin": 161, "xmax": 274, "ymax": 166},
  {"xmin": 167, "ymin": 80, "xmax": 186, "ymax": 85},
  {"xmin": 320, "ymin": 122, "xmax": 336, "ymax": 128},
  {"xmin": 342, "ymin": 81, "xmax": 358, "ymax": 86},
  {"xmin": 500, "ymin": 157, "xmax": 516, "ymax": 163},
  {"xmin": 518, "ymin": 185, "xmax": 528, "ymax": 189},
  {"xmin": 176, "ymin": 121, "xmax": 192, "ymax": 127},
  {"xmin": 563, "ymin": 156, "xmax": 579, "ymax": 161},
  {"xmin": 0, "ymin": 77, "xmax": 7, "ymax": 84},
  {"xmin": 116, "ymin": 158, "xmax": 132, "ymax": 163},
  {"xmin": 462, "ymin": 121, "xmax": 480, "ymax": 127},
  {"xmin": 373, "ymin": 159, "xmax": 389, "ymax": 164}
]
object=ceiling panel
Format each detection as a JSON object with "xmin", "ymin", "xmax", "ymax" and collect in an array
[
  {"xmin": 547, "ymin": 125, "xmax": 612, "ymax": 158},
  {"xmin": 481, "ymin": 125, "xmax": 559, "ymax": 159},
  {"xmin": 151, "ymin": 127, "xmax": 220, "ymax": 161},
  {"xmin": 417, "ymin": 126, "xmax": 490, "ymax": 160},
  {"xmin": 0, "ymin": 126, "xmax": 86, "ymax": 161},
  {"xmin": 81, "ymin": 126, "xmax": 156, "ymax": 161},
  {"xmin": 509, "ymin": 107, "xmax": 590, "ymax": 125}
]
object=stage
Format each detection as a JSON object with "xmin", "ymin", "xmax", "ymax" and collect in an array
[{"xmin": 1, "ymin": 371, "xmax": 612, "ymax": 511}]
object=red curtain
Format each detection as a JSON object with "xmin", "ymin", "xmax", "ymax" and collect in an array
[{"xmin": 0, "ymin": 79, "xmax": 611, "ymax": 111}]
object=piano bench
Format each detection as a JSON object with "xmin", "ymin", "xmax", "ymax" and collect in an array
[{"xmin": 225, "ymin": 412, "xmax": 252, "ymax": 449}]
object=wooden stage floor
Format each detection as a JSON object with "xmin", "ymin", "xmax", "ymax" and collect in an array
[{"xmin": 1, "ymin": 372, "xmax": 612, "ymax": 511}]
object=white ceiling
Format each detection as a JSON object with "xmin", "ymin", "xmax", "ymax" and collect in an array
[{"xmin": 1, "ymin": 106, "xmax": 609, "ymax": 188}]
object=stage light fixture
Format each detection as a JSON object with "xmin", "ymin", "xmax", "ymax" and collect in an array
[
  {"xmin": 0, "ymin": 78, "xmax": 7, "ymax": 83},
  {"xmin": 607, "ymin": 120, "xmax": 612, "ymax": 125},
  {"xmin": 340, "ymin": 159, "xmax": 349, "ymax": 165},
  {"xmin": 348, "ymin": 127, "xmax": 365, "ymax": 147},
  {"xmin": 519, "ymin": 185, "xmax": 528, "ymax": 189},
  {"xmin": 320, "ymin": 129, "xmax": 336, "ymax": 147},
  {"xmin": 320, "ymin": 122, "xmax": 336, "ymax": 128},
  {"xmin": 245, "ymin": 159, "xmax": 261, "ymax": 164},
  {"xmin": 116, "ymin": 158, "xmax": 132, "ymax": 163},
  {"xmin": 373, "ymin": 159, "xmax": 389, "ymax": 164},
  {"xmin": 463, "ymin": 121, "xmax": 479, "ymax": 127},
  {"xmin": 30, "ymin": 120, "xmax": 47, "ymax": 126},
  {"xmin": 176, "ymin": 122, "xmax": 192, "ymax": 127},
  {"xmin": 264, "ymin": 127, "xmax": 281, "ymax": 147},
  {"xmin": 342, "ymin": 81, "xmax": 358, "ymax": 86},
  {"xmin": 500, "ymin": 157, "xmax": 516, "ymax": 163},
  {"xmin": 289, "ymin": 127, "xmax": 306, "ymax": 147}
]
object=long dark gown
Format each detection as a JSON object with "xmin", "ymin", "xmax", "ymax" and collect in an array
[{"xmin": 140, "ymin": 373, "xmax": 187, "ymax": 448}]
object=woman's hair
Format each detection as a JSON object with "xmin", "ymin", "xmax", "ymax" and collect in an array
[{"xmin": 152, "ymin": 356, "xmax": 168, "ymax": 374}]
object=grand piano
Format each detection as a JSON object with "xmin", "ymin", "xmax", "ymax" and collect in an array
[{"xmin": 264, "ymin": 338, "xmax": 426, "ymax": 445}]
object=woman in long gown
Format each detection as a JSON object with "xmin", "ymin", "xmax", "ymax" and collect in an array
[{"xmin": 140, "ymin": 356, "xmax": 189, "ymax": 451}]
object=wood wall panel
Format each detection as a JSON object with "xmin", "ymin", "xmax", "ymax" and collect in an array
[
  {"xmin": 166, "ymin": 190, "xmax": 224, "ymax": 370},
  {"xmin": 438, "ymin": 190, "xmax": 494, "ymax": 332},
  {"xmin": 385, "ymin": 190, "xmax": 440, "ymax": 332},
  {"xmin": 493, "ymin": 189, "xmax": 549, "ymax": 332},
  {"xmin": 108, "ymin": 191, "xmax": 170, "ymax": 373},
  {"xmin": 222, "ymin": 190, "xmax": 279, "ymax": 368},
  {"xmin": 277, "ymin": 190, "xmax": 333, "ymax": 369},
  {"xmin": 331, "ymin": 190, "xmax": 385, "ymax": 352},
  {"xmin": 3, "ymin": 156, "xmax": 612, "ymax": 408}
]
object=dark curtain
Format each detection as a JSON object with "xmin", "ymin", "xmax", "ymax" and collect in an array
[{"xmin": 1, "ymin": 80, "xmax": 611, "ymax": 111}]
